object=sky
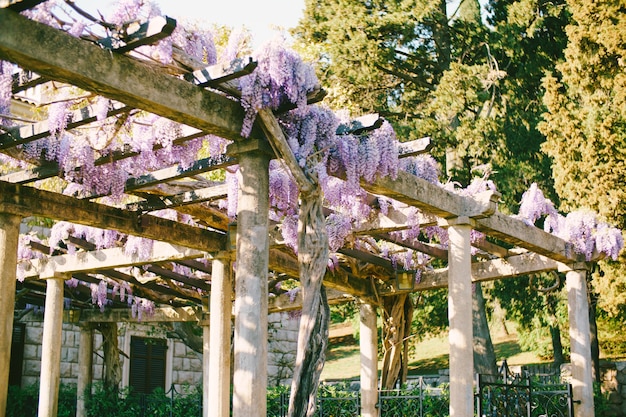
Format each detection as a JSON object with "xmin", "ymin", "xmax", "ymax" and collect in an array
[{"xmin": 80, "ymin": 0, "xmax": 306, "ymax": 46}]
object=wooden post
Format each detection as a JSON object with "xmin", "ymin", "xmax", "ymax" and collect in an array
[
  {"xmin": 360, "ymin": 302, "xmax": 379, "ymax": 417},
  {"xmin": 208, "ymin": 255, "xmax": 233, "ymax": 417},
  {"xmin": 76, "ymin": 323, "xmax": 94, "ymax": 417},
  {"xmin": 228, "ymin": 140, "xmax": 271, "ymax": 417},
  {"xmin": 563, "ymin": 264, "xmax": 595, "ymax": 417},
  {"xmin": 445, "ymin": 217, "xmax": 474, "ymax": 417},
  {"xmin": 0, "ymin": 213, "xmax": 20, "ymax": 417},
  {"xmin": 38, "ymin": 275, "xmax": 65, "ymax": 417}
]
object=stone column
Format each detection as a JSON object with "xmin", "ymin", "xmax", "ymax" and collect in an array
[
  {"xmin": 38, "ymin": 275, "xmax": 65, "ymax": 417},
  {"xmin": 360, "ymin": 302, "xmax": 379, "ymax": 417},
  {"xmin": 76, "ymin": 323, "xmax": 94, "ymax": 417},
  {"xmin": 444, "ymin": 217, "xmax": 474, "ymax": 417},
  {"xmin": 0, "ymin": 213, "xmax": 21, "ymax": 417},
  {"xmin": 563, "ymin": 263, "xmax": 595, "ymax": 417},
  {"xmin": 228, "ymin": 140, "xmax": 271, "ymax": 417},
  {"xmin": 207, "ymin": 255, "xmax": 233, "ymax": 417}
]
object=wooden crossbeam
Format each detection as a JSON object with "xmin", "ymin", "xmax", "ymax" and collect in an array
[
  {"xmin": 97, "ymin": 16, "xmax": 177, "ymax": 53},
  {"xmin": 146, "ymin": 264, "xmax": 211, "ymax": 291},
  {"xmin": 338, "ymin": 248, "xmax": 395, "ymax": 272},
  {"xmin": 98, "ymin": 268, "xmax": 199, "ymax": 304},
  {"xmin": 398, "ymin": 137, "xmax": 433, "ymax": 158},
  {"xmin": 362, "ymin": 170, "xmax": 580, "ymax": 263},
  {"xmin": 379, "ymin": 252, "xmax": 560, "ymax": 294},
  {"xmin": 475, "ymin": 213, "xmax": 579, "ymax": 263},
  {"xmin": 127, "ymin": 183, "xmax": 228, "ymax": 212},
  {"xmin": 373, "ymin": 232, "xmax": 448, "ymax": 260},
  {"xmin": 20, "ymin": 240, "xmax": 205, "ymax": 279},
  {"xmin": 362, "ymin": 170, "xmax": 499, "ymax": 219},
  {"xmin": 124, "ymin": 155, "xmax": 235, "ymax": 192},
  {"xmin": 191, "ymin": 58, "xmax": 258, "ymax": 88},
  {"xmin": 0, "ymin": 0, "xmax": 45, "ymax": 12},
  {"xmin": 11, "ymin": 70, "xmax": 45, "ymax": 94},
  {"xmin": 0, "ymin": 103, "xmax": 130, "ymax": 150},
  {"xmin": 0, "ymin": 126, "xmax": 216, "ymax": 185},
  {"xmin": 0, "ymin": 9, "xmax": 251, "ymax": 141},
  {"xmin": 0, "ymin": 181, "xmax": 226, "ymax": 252},
  {"xmin": 336, "ymin": 113, "xmax": 383, "ymax": 135}
]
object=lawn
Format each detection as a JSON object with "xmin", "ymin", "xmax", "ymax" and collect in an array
[{"xmin": 320, "ymin": 325, "xmax": 544, "ymax": 381}]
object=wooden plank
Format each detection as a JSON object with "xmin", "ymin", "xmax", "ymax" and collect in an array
[
  {"xmin": 0, "ymin": 181, "xmax": 226, "ymax": 252},
  {"xmin": 97, "ymin": 16, "xmax": 177, "ymax": 53},
  {"xmin": 336, "ymin": 113, "xmax": 383, "ymax": 135},
  {"xmin": 0, "ymin": 127, "xmax": 219, "ymax": 185},
  {"xmin": 127, "ymin": 183, "xmax": 228, "ymax": 212},
  {"xmin": 80, "ymin": 306, "xmax": 203, "ymax": 323},
  {"xmin": 0, "ymin": 103, "xmax": 130, "ymax": 150},
  {"xmin": 475, "ymin": 212, "xmax": 579, "ymax": 263},
  {"xmin": 124, "ymin": 155, "xmax": 235, "ymax": 192},
  {"xmin": 379, "ymin": 252, "xmax": 561, "ymax": 294},
  {"xmin": 398, "ymin": 137, "xmax": 433, "ymax": 158},
  {"xmin": 146, "ymin": 264, "xmax": 211, "ymax": 291},
  {"xmin": 0, "ymin": 9, "xmax": 251, "ymax": 141},
  {"xmin": 20, "ymin": 241, "xmax": 205, "ymax": 279},
  {"xmin": 191, "ymin": 58, "xmax": 258, "ymax": 88},
  {"xmin": 362, "ymin": 169, "xmax": 499, "ymax": 219},
  {"xmin": 0, "ymin": 0, "xmax": 45, "ymax": 12}
]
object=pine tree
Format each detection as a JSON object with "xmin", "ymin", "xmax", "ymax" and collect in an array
[{"xmin": 539, "ymin": 0, "xmax": 626, "ymax": 321}]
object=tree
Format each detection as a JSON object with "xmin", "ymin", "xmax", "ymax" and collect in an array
[
  {"xmin": 294, "ymin": 0, "xmax": 506, "ymax": 382},
  {"xmin": 539, "ymin": 0, "xmax": 626, "ymax": 324}
]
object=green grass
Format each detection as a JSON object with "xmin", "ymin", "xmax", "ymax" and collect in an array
[{"xmin": 321, "ymin": 332, "xmax": 545, "ymax": 381}]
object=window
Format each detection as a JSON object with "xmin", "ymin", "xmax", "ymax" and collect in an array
[{"xmin": 129, "ymin": 336, "xmax": 167, "ymax": 394}]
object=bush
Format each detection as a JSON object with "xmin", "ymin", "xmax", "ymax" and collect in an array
[{"xmin": 6, "ymin": 383, "xmax": 76, "ymax": 417}]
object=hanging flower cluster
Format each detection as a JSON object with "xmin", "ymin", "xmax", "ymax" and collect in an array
[
  {"xmin": 239, "ymin": 38, "xmax": 320, "ymax": 137},
  {"xmin": 517, "ymin": 183, "xmax": 624, "ymax": 260}
]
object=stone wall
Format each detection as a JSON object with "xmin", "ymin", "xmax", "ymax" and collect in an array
[
  {"xmin": 16, "ymin": 311, "xmax": 300, "ymax": 390},
  {"xmin": 600, "ymin": 361, "xmax": 626, "ymax": 417},
  {"xmin": 268, "ymin": 312, "xmax": 301, "ymax": 387}
]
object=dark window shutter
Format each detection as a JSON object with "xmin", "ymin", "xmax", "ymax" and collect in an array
[
  {"xmin": 9, "ymin": 322, "xmax": 25, "ymax": 386},
  {"xmin": 129, "ymin": 336, "xmax": 167, "ymax": 394}
]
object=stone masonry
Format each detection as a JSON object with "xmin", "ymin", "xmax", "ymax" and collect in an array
[{"xmin": 16, "ymin": 310, "xmax": 300, "ymax": 390}]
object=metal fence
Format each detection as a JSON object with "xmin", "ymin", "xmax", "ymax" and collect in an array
[
  {"xmin": 475, "ymin": 362, "xmax": 574, "ymax": 417},
  {"xmin": 267, "ymin": 377, "xmax": 447, "ymax": 417}
]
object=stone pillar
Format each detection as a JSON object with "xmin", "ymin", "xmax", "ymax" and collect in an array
[
  {"xmin": 0, "ymin": 213, "xmax": 21, "ymax": 417},
  {"xmin": 360, "ymin": 302, "xmax": 379, "ymax": 417},
  {"xmin": 38, "ymin": 276, "xmax": 65, "ymax": 417},
  {"xmin": 445, "ymin": 217, "xmax": 474, "ymax": 417},
  {"xmin": 76, "ymin": 323, "xmax": 94, "ymax": 417},
  {"xmin": 228, "ymin": 140, "xmax": 271, "ymax": 417},
  {"xmin": 207, "ymin": 255, "xmax": 233, "ymax": 417},
  {"xmin": 564, "ymin": 264, "xmax": 595, "ymax": 417}
]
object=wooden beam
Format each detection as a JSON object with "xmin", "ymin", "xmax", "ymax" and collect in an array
[
  {"xmin": 361, "ymin": 170, "xmax": 499, "ymax": 219},
  {"xmin": 363, "ymin": 170, "xmax": 579, "ymax": 263},
  {"xmin": 379, "ymin": 252, "xmax": 560, "ymax": 294},
  {"xmin": 97, "ymin": 16, "xmax": 177, "ymax": 53},
  {"xmin": 0, "ymin": 181, "xmax": 226, "ymax": 252},
  {"xmin": 0, "ymin": 0, "xmax": 45, "ymax": 12},
  {"xmin": 20, "ymin": 241, "xmax": 206, "ymax": 279},
  {"xmin": 475, "ymin": 212, "xmax": 579, "ymax": 263},
  {"xmin": 0, "ymin": 9, "xmax": 251, "ymax": 141},
  {"xmin": 0, "ymin": 103, "xmax": 130, "ymax": 150},
  {"xmin": 124, "ymin": 155, "xmax": 235, "ymax": 192},
  {"xmin": 398, "ymin": 137, "xmax": 433, "ymax": 158},
  {"xmin": 146, "ymin": 264, "xmax": 211, "ymax": 291},
  {"xmin": 80, "ymin": 305, "xmax": 203, "ymax": 323},
  {"xmin": 127, "ymin": 183, "xmax": 228, "ymax": 212}
]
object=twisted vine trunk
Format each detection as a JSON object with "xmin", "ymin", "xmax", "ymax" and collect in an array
[
  {"xmin": 98, "ymin": 322, "xmax": 121, "ymax": 390},
  {"xmin": 380, "ymin": 294, "xmax": 413, "ymax": 390},
  {"xmin": 287, "ymin": 190, "xmax": 330, "ymax": 417}
]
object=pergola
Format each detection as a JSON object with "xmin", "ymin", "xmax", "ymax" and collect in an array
[{"xmin": 0, "ymin": 3, "xmax": 598, "ymax": 417}]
